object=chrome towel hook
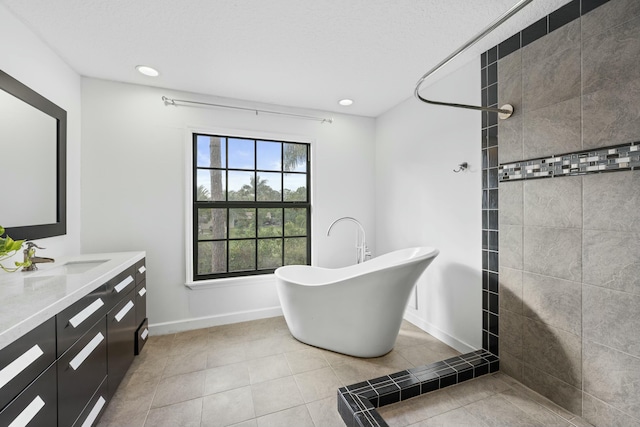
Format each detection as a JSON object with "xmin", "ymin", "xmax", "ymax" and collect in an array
[{"xmin": 453, "ymin": 162, "xmax": 468, "ymax": 173}]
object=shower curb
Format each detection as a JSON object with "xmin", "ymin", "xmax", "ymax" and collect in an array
[{"xmin": 337, "ymin": 350, "xmax": 499, "ymax": 427}]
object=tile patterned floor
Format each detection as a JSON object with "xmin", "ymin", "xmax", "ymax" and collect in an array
[{"xmin": 97, "ymin": 316, "xmax": 590, "ymax": 427}]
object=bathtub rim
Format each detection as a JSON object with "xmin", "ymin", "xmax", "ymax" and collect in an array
[{"xmin": 274, "ymin": 246, "xmax": 439, "ymax": 286}]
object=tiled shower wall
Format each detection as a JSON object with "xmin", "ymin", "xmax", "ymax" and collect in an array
[{"xmin": 491, "ymin": 0, "xmax": 640, "ymax": 426}]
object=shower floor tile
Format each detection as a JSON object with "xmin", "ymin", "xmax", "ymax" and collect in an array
[{"xmin": 97, "ymin": 316, "xmax": 590, "ymax": 427}]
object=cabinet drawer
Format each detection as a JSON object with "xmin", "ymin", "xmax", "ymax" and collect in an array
[
  {"xmin": 0, "ymin": 317, "xmax": 55, "ymax": 411},
  {"xmin": 58, "ymin": 319, "xmax": 107, "ymax": 427},
  {"xmin": 135, "ymin": 280, "xmax": 147, "ymax": 328},
  {"xmin": 57, "ymin": 284, "xmax": 108, "ymax": 358},
  {"xmin": 135, "ymin": 259, "xmax": 146, "ymax": 284},
  {"xmin": 106, "ymin": 266, "xmax": 136, "ymax": 309},
  {"xmin": 107, "ymin": 292, "xmax": 136, "ymax": 400},
  {"xmin": 72, "ymin": 376, "xmax": 107, "ymax": 427},
  {"xmin": 135, "ymin": 319, "xmax": 149, "ymax": 356},
  {"xmin": 0, "ymin": 362, "xmax": 57, "ymax": 427}
]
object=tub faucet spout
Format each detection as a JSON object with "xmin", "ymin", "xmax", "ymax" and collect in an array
[{"xmin": 327, "ymin": 216, "xmax": 370, "ymax": 264}]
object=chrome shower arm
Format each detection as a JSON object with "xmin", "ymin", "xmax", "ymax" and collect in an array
[{"xmin": 414, "ymin": 0, "xmax": 535, "ymax": 119}]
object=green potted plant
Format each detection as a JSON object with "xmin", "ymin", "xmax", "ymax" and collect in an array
[{"xmin": 0, "ymin": 225, "xmax": 32, "ymax": 272}]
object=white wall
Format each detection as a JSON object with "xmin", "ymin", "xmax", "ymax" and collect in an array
[
  {"xmin": 0, "ymin": 5, "xmax": 81, "ymax": 260},
  {"xmin": 80, "ymin": 78, "xmax": 376, "ymax": 334},
  {"xmin": 375, "ymin": 59, "xmax": 482, "ymax": 352}
]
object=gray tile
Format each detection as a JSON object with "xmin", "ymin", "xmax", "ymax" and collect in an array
[
  {"xmin": 500, "ymin": 225, "xmax": 523, "ymax": 270},
  {"xmin": 522, "ymin": 272, "xmax": 581, "ymax": 335},
  {"xmin": 284, "ymin": 348, "xmax": 329, "ymax": 374},
  {"xmin": 144, "ymin": 398, "xmax": 202, "ymax": 427},
  {"xmin": 582, "ymin": 0, "xmax": 640, "ymax": 37},
  {"xmin": 522, "ymin": 97, "xmax": 581, "ymax": 160},
  {"xmin": 499, "ymin": 181, "xmax": 523, "ymax": 226},
  {"xmin": 503, "ymin": 380, "xmax": 577, "ymax": 422},
  {"xmin": 250, "ymin": 376, "xmax": 304, "ymax": 417},
  {"xmin": 523, "ymin": 319, "xmax": 581, "ymax": 388},
  {"xmin": 523, "ymin": 176, "xmax": 581, "ymax": 229},
  {"xmin": 583, "ymin": 339, "xmax": 640, "ymax": 417},
  {"xmin": 464, "ymin": 395, "xmax": 542, "ymax": 427},
  {"xmin": 418, "ymin": 407, "xmax": 489, "ymax": 427},
  {"xmin": 204, "ymin": 362, "xmax": 250, "ymax": 395},
  {"xmin": 522, "ymin": 20, "xmax": 580, "ymax": 69},
  {"xmin": 256, "ymin": 405, "xmax": 314, "ymax": 427},
  {"xmin": 498, "ymin": 115, "xmax": 523, "ymax": 164},
  {"xmin": 294, "ymin": 367, "xmax": 343, "ymax": 403},
  {"xmin": 583, "ymin": 229, "xmax": 640, "ymax": 295},
  {"xmin": 583, "ymin": 171, "xmax": 640, "ymax": 231},
  {"xmin": 306, "ymin": 396, "xmax": 345, "ymax": 427},
  {"xmin": 499, "ymin": 308, "xmax": 523, "ymax": 359},
  {"xmin": 583, "ymin": 14, "xmax": 640, "ymax": 95},
  {"xmin": 499, "ymin": 350, "xmax": 524, "ymax": 383},
  {"xmin": 377, "ymin": 388, "xmax": 461, "ymax": 427},
  {"xmin": 583, "ymin": 76, "xmax": 640, "ymax": 149},
  {"xmin": 152, "ymin": 371, "xmax": 205, "ymax": 408},
  {"xmin": 206, "ymin": 343, "xmax": 247, "ymax": 369},
  {"xmin": 446, "ymin": 375, "xmax": 511, "ymax": 407},
  {"xmin": 201, "ymin": 386, "xmax": 255, "ymax": 427},
  {"xmin": 499, "ymin": 387, "xmax": 573, "ymax": 427},
  {"xmin": 522, "ymin": 365, "xmax": 582, "ymax": 416},
  {"xmin": 394, "ymin": 342, "xmax": 459, "ymax": 369},
  {"xmin": 523, "ymin": 226, "xmax": 581, "ymax": 282},
  {"xmin": 247, "ymin": 354, "xmax": 291, "ymax": 384},
  {"xmin": 162, "ymin": 351, "xmax": 207, "ymax": 378},
  {"xmin": 498, "ymin": 50, "xmax": 522, "ymax": 107},
  {"xmin": 583, "ymin": 392, "xmax": 640, "ymax": 427},
  {"xmin": 583, "ymin": 285, "xmax": 640, "ymax": 357},
  {"xmin": 522, "ymin": 45, "xmax": 580, "ymax": 113},
  {"xmin": 229, "ymin": 420, "xmax": 258, "ymax": 427},
  {"xmin": 499, "ymin": 267, "xmax": 523, "ymax": 314}
]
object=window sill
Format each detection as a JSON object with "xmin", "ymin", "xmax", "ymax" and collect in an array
[{"xmin": 185, "ymin": 273, "xmax": 276, "ymax": 290}]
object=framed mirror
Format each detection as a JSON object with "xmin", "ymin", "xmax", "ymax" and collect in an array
[{"xmin": 0, "ymin": 69, "xmax": 66, "ymax": 240}]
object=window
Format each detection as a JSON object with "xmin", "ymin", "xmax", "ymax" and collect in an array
[{"xmin": 192, "ymin": 133, "xmax": 310, "ymax": 280}]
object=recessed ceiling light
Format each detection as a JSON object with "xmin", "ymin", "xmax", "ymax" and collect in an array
[
  {"xmin": 136, "ymin": 65, "xmax": 160, "ymax": 77},
  {"xmin": 338, "ymin": 98, "xmax": 354, "ymax": 106}
]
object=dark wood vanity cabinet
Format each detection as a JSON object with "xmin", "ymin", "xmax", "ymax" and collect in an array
[
  {"xmin": 0, "ymin": 256, "xmax": 147, "ymax": 427},
  {"xmin": 57, "ymin": 318, "xmax": 107, "ymax": 427},
  {"xmin": 106, "ymin": 290, "xmax": 136, "ymax": 400}
]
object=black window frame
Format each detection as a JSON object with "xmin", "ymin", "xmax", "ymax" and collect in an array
[{"xmin": 192, "ymin": 132, "xmax": 311, "ymax": 281}]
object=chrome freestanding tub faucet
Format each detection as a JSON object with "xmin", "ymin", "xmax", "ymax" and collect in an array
[{"xmin": 327, "ymin": 216, "xmax": 370, "ymax": 264}]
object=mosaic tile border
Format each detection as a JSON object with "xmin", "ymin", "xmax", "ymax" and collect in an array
[
  {"xmin": 337, "ymin": 350, "xmax": 499, "ymax": 427},
  {"xmin": 499, "ymin": 142, "xmax": 640, "ymax": 182}
]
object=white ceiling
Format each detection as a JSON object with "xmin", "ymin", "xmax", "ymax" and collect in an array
[{"xmin": 2, "ymin": 0, "xmax": 571, "ymax": 117}]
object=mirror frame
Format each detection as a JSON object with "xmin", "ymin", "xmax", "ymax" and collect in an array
[{"xmin": 0, "ymin": 69, "xmax": 66, "ymax": 240}]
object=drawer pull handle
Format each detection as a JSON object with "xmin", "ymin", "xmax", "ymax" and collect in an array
[
  {"xmin": 81, "ymin": 396, "xmax": 106, "ymax": 427},
  {"xmin": 114, "ymin": 276, "xmax": 134, "ymax": 293},
  {"xmin": 0, "ymin": 345, "xmax": 44, "ymax": 389},
  {"xmin": 138, "ymin": 287, "xmax": 146, "ymax": 297},
  {"xmin": 69, "ymin": 332, "xmax": 104, "ymax": 371},
  {"xmin": 69, "ymin": 298, "xmax": 105, "ymax": 328},
  {"xmin": 138, "ymin": 266, "xmax": 146, "ymax": 274},
  {"xmin": 115, "ymin": 300, "xmax": 134, "ymax": 322},
  {"xmin": 8, "ymin": 395, "xmax": 45, "ymax": 427},
  {"xmin": 141, "ymin": 328, "xmax": 149, "ymax": 340}
]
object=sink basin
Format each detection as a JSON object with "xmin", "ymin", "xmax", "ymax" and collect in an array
[{"xmin": 35, "ymin": 260, "xmax": 108, "ymax": 276}]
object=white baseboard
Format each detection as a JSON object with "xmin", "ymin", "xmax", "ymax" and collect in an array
[
  {"xmin": 403, "ymin": 311, "xmax": 476, "ymax": 354},
  {"xmin": 149, "ymin": 306, "xmax": 283, "ymax": 336}
]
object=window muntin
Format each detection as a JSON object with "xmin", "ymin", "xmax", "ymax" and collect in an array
[{"xmin": 193, "ymin": 133, "xmax": 310, "ymax": 280}]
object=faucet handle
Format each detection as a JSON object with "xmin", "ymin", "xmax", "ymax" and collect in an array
[{"xmin": 25, "ymin": 241, "xmax": 45, "ymax": 250}]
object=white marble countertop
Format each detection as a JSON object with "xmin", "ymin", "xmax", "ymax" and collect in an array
[{"xmin": 0, "ymin": 251, "xmax": 145, "ymax": 351}]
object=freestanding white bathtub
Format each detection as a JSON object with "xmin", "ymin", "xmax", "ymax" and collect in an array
[{"xmin": 274, "ymin": 247, "xmax": 439, "ymax": 358}]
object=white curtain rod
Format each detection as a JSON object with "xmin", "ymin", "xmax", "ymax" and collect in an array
[{"xmin": 161, "ymin": 96, "xmax": 333, "ymax": 124}]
